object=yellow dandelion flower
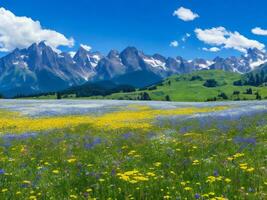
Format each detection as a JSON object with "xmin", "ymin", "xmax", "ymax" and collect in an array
[
  {"xmin": 146, "ymin": 172, "xmax": 156, "ymax": 177},
  {"xmin": 246, "ymin": 167, "xmax": 254, "ymax": 172},
  {"xmin": 154, "ymin": 162, "xmax": 162, "ymax": 167},
  {"xmin": 70, "ymin": 194, "xmax": 78, "ymax": 199},
  {"xmin": 67, "ymin": 158, "xmax": 77, "ymax": 163},
  {"xmin": 23, "ymin": 180, "xmax": 31, "ymax": 184},
  {"xmin": 86, "ymin": 188, "xmax": 93, "ymax": 192},
  {"xmin": 1, "ymin": 188, "xmax": 8, "ymax": 192},
  {"xmin": 184, "ymin": 187, "xmax": 192, "ymax": 191},
  {"xmin": 209, "ymin": 192, "xmax": 215, "ymax": 196},
  {"xmin": 52, "ymin": 170, "xmax": 60, "ymax": 174},
  {"xmin": 225, "ymin": 178, "xmax": 231, "ymax": 183},
  {"xmin": 163, "ymin": 195, "xmax": 171, "ymax": 199},
  {"xmin": 180, "ymin": 181, "xmax": 186, "ymax": 186}
]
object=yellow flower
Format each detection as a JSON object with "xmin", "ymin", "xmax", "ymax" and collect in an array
[
  {"xmin": 129, "ymin": 180, "xmax": 138, "ymax": 184},
  {"xmin": 146, "ymin": 172, "xmax": 156, "ymax": 177},
  {"xmin": 209, "ymin": 192, "xmax": 215, "ymax": 196},
  {"xmin": 86, "ymin": 188, "xmax": 93, "ymax": 192},
  {"xmin": 163, "ymin": 195, "xmax": 171, "ymax": 199},
  {"xmin": 192, "ymin": 160, "xmax": 200, "ymax": 165},
  {"xmin": 246, "ymin": 167, "xmax": 254, "ymax": 172},
  {"xmin": 180, "ymin": 181, "xmax": 186, "ymax": 186},
  {"xmin": 184, "ymin": 187, "xmax": 192, "ymax": 191},
  {"xmin": 206, "ymin": 176, "xmax": 216, "ymax": 183},
  {"xmin": 170, "ymin": 171, "xmax": 176, "ymax": 175},
  {"xmin": 154, "ymin": 162, "xmax": 162, "ymax": 167},
  {"xmin": 1, "ymin": 188, "xmax": 8, "ymax": 193},
  {"xmin": 52, "ymin": 170, "xmax": 60, "ymax": 174},
  {"xmin": 23, "ymin": 180, "xmax": 31, "ymax": 184},
  {"xmin": 227, "ymin": 157, "xmax": 233, "ymax": 161},
  {"xmin": 70, "ymin": 195, "xmax": 78, "ymax": 199},
  {"xmin": 233, "ymin": 153, "xmax": 245, "ymax": 159},
  {"xmin": 67, "ymin": 158, "xmax": 77, "ymax": 163},
  {"xmin": 225, "ymin": 178, "xmax": 231, "ymax": 183}
]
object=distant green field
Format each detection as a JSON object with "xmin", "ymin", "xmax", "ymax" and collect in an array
[
  {"xmin": 25, "ymin": 70, "xmax": 267, "ymax": 102},
  {"xmin": 101, "ymin": 70, "xmax": 267, "ymax": 102}
]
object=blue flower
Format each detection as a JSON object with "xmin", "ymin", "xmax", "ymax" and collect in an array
[
  {"xmin": 195, "ymin": 193, "xmax": 201, "ymax": 199},
  {"xmin": 0, "ymin": 169, "xmax": 5, "ymax": 175}
]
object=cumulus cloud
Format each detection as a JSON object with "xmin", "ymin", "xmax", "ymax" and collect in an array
[
  {"xmin": 170, "ymin": 40, "xmax": 179, "ymax": 47},
  {"xmin": 0, "ymin": 7, "xmax": 74, "ymax": 52},
  {"xmin": 173, "ymin": 7, "xmax": 199, "ymax": 21},
  {"xmin": 252, "ymin": 27, "xmax": 267, "ymax": 36},
  {"xmin": 80, "ymin": 44, "xmax": 92, "ymax": 51},
  {"xmin": 195, "ymin": 27, "xmax": 265, "ymax": 53},
  {"xmin": 202, "ymin": 47, "xmax": 220, "ymax": 52}
]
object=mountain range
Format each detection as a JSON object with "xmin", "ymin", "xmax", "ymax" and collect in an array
[{"xmin": 0, "ymin": 41, "xmax": 267, "ymax": 97}]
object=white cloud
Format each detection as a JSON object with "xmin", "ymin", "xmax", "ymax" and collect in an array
[
  {"xmin": 202, "ymin": 47, "xmax": 220, "ymax": 52},
  {"xmin": 195, "ymin": 27, "xmax": 228, "ymax": 45},
  {"xmin": 252, "ymin": 27, "xmax": 267, "ymax": 36},
  {"xmin": 0, "ymin": 7, "xmax": 74, "ymax": 52},
  {"xmin": 195, "ymin": 27, "xmax": 265, "ymax": 53},
  {"xmin": 80, "ymin": 44, "xmax": 92, "ymax": 51},
  {"xmin": 170, "ymin": 40, "xmax": 179, "ymax": 47},
  {"xmin": 173, "ymin": 7, "xmax": 199, "ymax": 21},
  {"xmin": 182, "ymin": 33, "xmax": 191, "ymax": 42}
]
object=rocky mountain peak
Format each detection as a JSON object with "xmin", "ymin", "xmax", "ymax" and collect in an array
[{"xmin": 107, "ymin": 49, "xmax": 120, "ymax": 59}]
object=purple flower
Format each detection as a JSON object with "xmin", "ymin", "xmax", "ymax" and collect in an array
[
  {"xmin": 84, "ymin": 138, "xmax": 102, "ymax": 149},
  {"xmin": 213, "ymin": 170, "xmax": 219, "ymax": 177},
  {"xmin": 121, "ymin": 132, "xmax": 133, "ymax": 140},
  {"xmin": 234, "ymin": 137, "xmax": 256, "ymax": 145},
  {"xmin": 195, "ymin": 193, "xmax": 201, "ymax": 199},
  {"xmin": 0, "ymin": 169, "xmax": 5, "ymax": 175}
]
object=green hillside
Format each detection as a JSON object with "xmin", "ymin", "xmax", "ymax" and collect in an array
[
  {"xmin": 20, "ymin": 70, "xmax": 267, "ymax": 102},
  {"xmin": 99, "ymin": 70, "xmax": 267, "ymax": 102}
]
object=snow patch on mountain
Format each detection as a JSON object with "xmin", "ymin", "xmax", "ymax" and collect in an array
[{"xmin": 143, "ymin": 57, "xmax": 167, "ymax": 70}]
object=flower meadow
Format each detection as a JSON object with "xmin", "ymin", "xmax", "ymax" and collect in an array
[{"xmin": 0, "ymin": 100, "xmax": 266, "ymax": 200}]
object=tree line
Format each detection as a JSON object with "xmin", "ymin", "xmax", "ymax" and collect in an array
[{"xmin": 234, "ymin": 70, "xmax": 267, "ymax": 86}]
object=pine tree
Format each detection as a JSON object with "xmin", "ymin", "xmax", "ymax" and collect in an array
[{"xmin": 165, "ymin": 95, "xmax": 171, "ymax": 101}]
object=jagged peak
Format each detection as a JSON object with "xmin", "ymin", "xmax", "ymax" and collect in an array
[{"xmin": 107, "ymin": 49, "xmax": 120, "ymax": 59}]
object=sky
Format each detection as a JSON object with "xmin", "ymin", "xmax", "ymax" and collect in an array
[{"xmin": 1, "ymin": 0, "xmax": 267, "ymax": 59}]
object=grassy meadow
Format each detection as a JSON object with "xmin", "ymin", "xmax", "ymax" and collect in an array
[
  {"xmin": 0, "ymin": 100, "xmax": 266, "ymax": 199},
  {"xmin": 105, "ymin": 70, "xmax": 267, "ymax": 102}
]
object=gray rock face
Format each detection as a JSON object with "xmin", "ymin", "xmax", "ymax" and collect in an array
[
  {"xmin": 0, "ymin": 42, "xmax": 96, "ymax": 96},
  {"xmin": 210, "ymin": 48, "xmax": 267, "ymax": 73}
]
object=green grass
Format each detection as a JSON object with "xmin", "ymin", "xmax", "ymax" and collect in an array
[
  {"xmin": 104, "ymin": 70, "xmax": 267, "ymax": 102},
  {"xmin": 0, "ymin": 108, "xmax": 266, "ymax": 199}
]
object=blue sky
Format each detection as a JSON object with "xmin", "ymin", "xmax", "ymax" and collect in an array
[{"xmin": 1, "ymin": 0, "xmax": 267, "ymax": 59}]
